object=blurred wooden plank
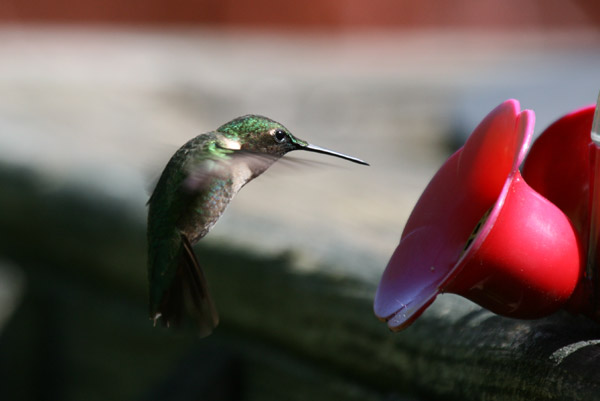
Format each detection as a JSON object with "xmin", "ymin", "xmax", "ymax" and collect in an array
[{"xmin": 0, "ymin": 163, "xmax": 599, "ymax": 400}]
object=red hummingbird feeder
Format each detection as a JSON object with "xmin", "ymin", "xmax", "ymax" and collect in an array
[{"xmin": 374, "ymin": 97, "xmax": 600, "ymax": 331}]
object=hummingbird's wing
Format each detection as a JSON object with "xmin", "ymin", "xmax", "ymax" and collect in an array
[{"xmin": 181, "ymin": 150, "xmax": 280, "ymax": 194}]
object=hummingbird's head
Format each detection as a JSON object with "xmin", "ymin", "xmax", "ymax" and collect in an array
[
  {"xmin": 218, "ymin": 115, "xmax": 369, "ymax": 165},
  {"xmin": 217, "ymin": 115, "xmax": 305, "ymax": 157}
]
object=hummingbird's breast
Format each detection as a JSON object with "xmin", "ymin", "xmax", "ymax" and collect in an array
[{"xmin": 179, "ymin": 160, "xmax": 256, "ymax": 244}]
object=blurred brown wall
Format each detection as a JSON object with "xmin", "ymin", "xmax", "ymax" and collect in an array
[{"xmin": 0, "ymin": 0, "xmax": 598, "ymax": 29}]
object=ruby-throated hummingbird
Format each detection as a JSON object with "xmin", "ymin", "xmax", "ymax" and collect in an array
[{"xmin": 147, "ymin": 115, "xmax": 368, "ymax": 336}]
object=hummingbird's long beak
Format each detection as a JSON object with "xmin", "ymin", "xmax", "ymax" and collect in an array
[{"xmin": 299, "ymin": 143, "xmax": 369, "ymax": 166}]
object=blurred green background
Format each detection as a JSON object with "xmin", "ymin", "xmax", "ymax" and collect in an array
[{"xmin": 0, "ymin": 1, "xmax": 599, "ymax": 400}]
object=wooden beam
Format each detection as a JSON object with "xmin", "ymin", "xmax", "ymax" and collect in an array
[{"xmin": 0, "ymin": 164, "xmax": 599, "ymax": 400}]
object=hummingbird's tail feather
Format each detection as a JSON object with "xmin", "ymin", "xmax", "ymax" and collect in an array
[
  {"xmin": 180, "ymin": 235, "xmax": 220, "ymax": 330},
  {"xmin": 152, "ymin": 234, "xmax": 219, "ymax": 337}
]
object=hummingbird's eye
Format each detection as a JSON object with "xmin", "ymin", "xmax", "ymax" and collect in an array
[{"xmin": 273, "ymin": 129, "xmax": 287, "ymax": 143}]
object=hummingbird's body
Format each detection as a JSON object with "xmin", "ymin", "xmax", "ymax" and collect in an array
[{"xmin": 147, "ymin": 115, "xmax": 367, "ymax": 335}]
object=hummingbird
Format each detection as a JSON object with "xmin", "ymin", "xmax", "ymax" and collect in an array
[{"xmin": 147, "ymin": 115, "xmax": 368, "ymax": 336}]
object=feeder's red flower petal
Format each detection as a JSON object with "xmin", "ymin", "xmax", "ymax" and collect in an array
[
  {"xmin": 523, "ymin": 106, "xmax": 595, "ymax": 245},
  {"xmin": 522, "ymin": 105, "xmax": 596, "ymax": 315},
  {"xmin": 375, "ymin": 100, "xmax": 582, "ymax": 331}
]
